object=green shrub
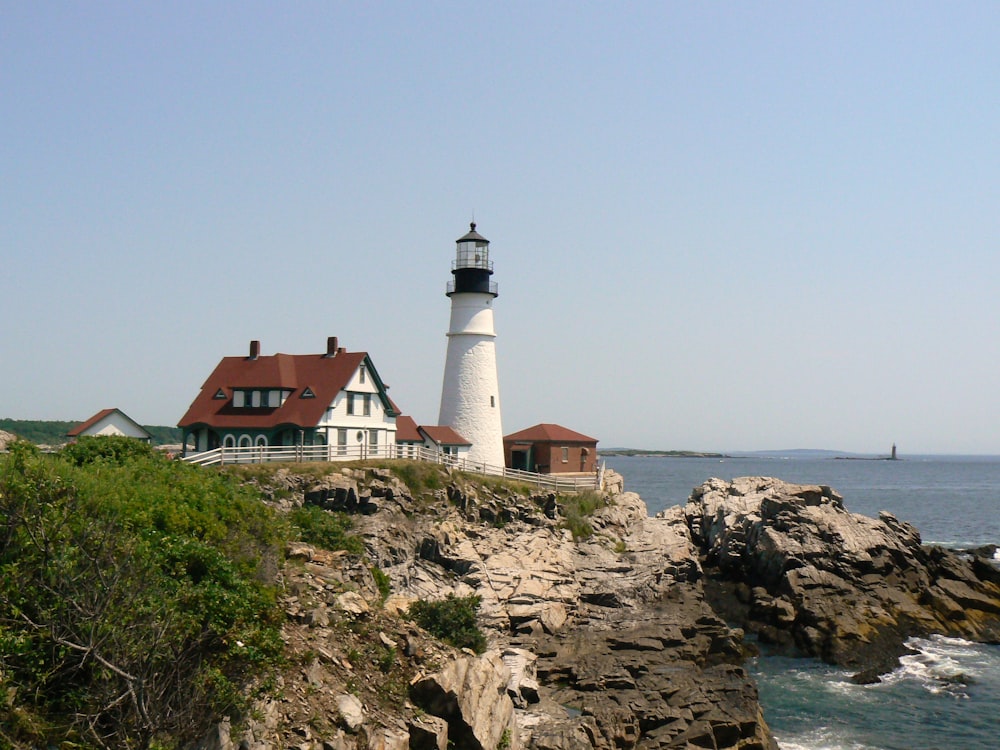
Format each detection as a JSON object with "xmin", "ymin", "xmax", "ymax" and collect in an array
[
  {"xmin": 559, "ymin": 490, "xmax": 606, "ymax": 541},
  {"xmin": 371, "ymin": 565, "xmax": 391, "ymax": 602},
  {"xmin": 59, "ymin": 434, "xmax": 160, "ymax": 466},
  {"xmin": 0, "ymin": 444, "xmax": 284, "ymax": 749},
  {"xmin": 290, "ymin": 504, "xmax": 365, "ymax": 554},
  {"xmin": 563, "ymin": 490, "xmax": 605, "ymax": 517},
  {"xmin": 408, "ymin": 594, "xmax": 487, "ymax": 654}
]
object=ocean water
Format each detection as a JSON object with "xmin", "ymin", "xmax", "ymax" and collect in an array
[{"xmin": 604, "ymin": 454, "xmax": 1000, "ymax": 750}]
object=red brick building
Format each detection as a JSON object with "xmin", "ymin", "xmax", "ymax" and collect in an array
[{"xmin": 503, "ymin": 423, "xmax": 598, "ymax": 474}]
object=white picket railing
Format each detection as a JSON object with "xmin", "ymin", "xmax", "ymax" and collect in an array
[{"xmin": 181, "ymin": 443, "xmax": 603, "ymax": 492}]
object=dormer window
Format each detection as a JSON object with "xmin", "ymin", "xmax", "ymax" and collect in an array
[
  {"xmin": 232, "ymin": 388, "xmax": 291, "ymax": 408},
  {"xmin": 213, "ymin": 388, "xmax": 228, "ymax": 400},
  {"xmin": 359, "ymin": 365, "xmax": 367, "ymax": 384},
  {"xmin": 301, "ymin": 387, "xmax": 316, "ymax": 399}
]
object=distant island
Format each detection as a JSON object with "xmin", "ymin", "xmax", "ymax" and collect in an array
[{"xmin": 599, "ymin": 448, "xmax": 726, "ymax": 458}]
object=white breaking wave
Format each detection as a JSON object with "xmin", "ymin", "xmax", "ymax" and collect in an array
[
  {"xmin": 885, "ymin": 635, "xmax": 984, "ymax": 697},
  {"xmin": 773, "ymin": 727, "xmax": 880, "ymax": 750}
]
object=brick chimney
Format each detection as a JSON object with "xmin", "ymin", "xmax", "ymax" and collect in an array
[
  {"xmin": 248, "ymin": 340, "xmax": 260, "ymax": 360},
  {"xmin": 325, "ymin": 336, "xmax": 338, "ymax": 357}
]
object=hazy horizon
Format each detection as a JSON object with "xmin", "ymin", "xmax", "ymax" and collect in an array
[{"xmin": 4, "ymin": 4, "xmax": 998, "ymax": 455}]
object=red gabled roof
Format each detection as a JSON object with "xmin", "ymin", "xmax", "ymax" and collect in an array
[
  {"xmin": 68, "ymin": 408, "xmax": 150, "ymax": 438},
  {"xmin": 394, "ymin": 415, "xmax": 422, "ymax": 443},
  {"xmin": 503, "ymin": 423, "xmax": 598, "ymax": 444},
  {"xmin": 419, "ymin": 425, "xmax": 472, "ymax": 446},
  {"xmin": 178, "ymin": 348, "xmax": 384, "ymax": 430}
]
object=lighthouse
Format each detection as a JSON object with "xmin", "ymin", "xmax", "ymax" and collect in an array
[{"xmin": 438, "ymin": 223, "xmax": 505, "ymax": 469}]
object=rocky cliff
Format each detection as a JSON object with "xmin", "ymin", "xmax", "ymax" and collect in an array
[
  {"xmin": 683, "ymin": 476, "xmax": 1000, "ymax": 681},
  {"xmin": 207, "ymin": 467, "xmax": 1000, "ymax": 750}
]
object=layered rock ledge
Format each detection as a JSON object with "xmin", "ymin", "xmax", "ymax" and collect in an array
[
  {"xmin": 682, "ymin": 476, "xmax": 1000, "ymax": 679},
  {"xmin": 213, "ymin": 468, "xmax": 1000, "ymax": 750}
]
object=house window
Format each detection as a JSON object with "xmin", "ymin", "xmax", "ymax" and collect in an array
[
  {"xmin": 239, "ymin": 435, "xmax": 252, "ymax": 448},
  {"xmin": 251, "ymin": 391, "xmax": 261, "ymax": 408},
  {"xmin": 347, "ymin": 394, "xmax": 355, "ymax": 415},
  {"xmin": 562, "ymin": 447, "xmax": 569, "ymax": 463},
  {"xmin": 269, "ymin": 390, "xmax": 281, "ymax": 407},
  {"xmin": 233, "ymin": 391, "xmax": 245, "ymax": 408},
  {"xmin": 491, "ymin": 396, "xmax": 495, "ymax": 407},
  {"xmin": 255, "ymin": 435, "xmax": 268, "ymax": 448},
  {"xmin": 359, "ymin": 365, "xmax": 366, "ymax": 384},
  {"xmin": 223, "ymin": 435, "xmax": 236, "ymax": 448},
  {"xmin": 363, "ymin": 394, "xmax": 372, "ymax": 416}
]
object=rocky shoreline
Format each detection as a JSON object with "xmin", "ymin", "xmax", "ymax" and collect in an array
[{"xmin": 209, "ymin": 467, "xmax": 1000, "ymax": 750}]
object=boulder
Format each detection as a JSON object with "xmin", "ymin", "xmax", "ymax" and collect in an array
[
  {"xmin": 334, "ymin": 693, "xmax": 365, "ymax": 732},
  {"xmin": 409, "ymin": 650, "xmax": 516, "ymax": 750},
  {"xmin": 335, "ymin": 591, "xmax": 371, "ymax": 615},
  {"xmin": 409, "ymin": 714, "xmax": 449, "ymax": 750},
  {"xmin": 685, "ymin": 477, "xmax": 1000, "ymax": 673}
]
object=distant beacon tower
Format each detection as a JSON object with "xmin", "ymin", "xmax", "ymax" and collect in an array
[{"xmin": 438, "ymin": 222, "xmax": 505, "ymax": 468}]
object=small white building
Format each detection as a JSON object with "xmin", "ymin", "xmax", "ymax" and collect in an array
[
  {"xmin": 395, "ymin": 415, "xmax": 472, "ymax": 463},
  {"xmin": 67, "ymin": 408, "xmax": 152, "ymax": 443}
]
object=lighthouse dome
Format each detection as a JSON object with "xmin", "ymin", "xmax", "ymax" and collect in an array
[{"xmin": 457, "ymin": 222, "xmax": 488, "ymax": 244}]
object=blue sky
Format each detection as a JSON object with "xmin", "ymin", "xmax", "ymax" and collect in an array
[{"xmin": 3, "ymin": 2, "xmax": 998, "ymax": 454}]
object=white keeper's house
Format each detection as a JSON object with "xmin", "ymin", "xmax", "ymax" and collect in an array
[{"xmin": 179, "ymin": 337, "xmax": 401, "ymax": 458}]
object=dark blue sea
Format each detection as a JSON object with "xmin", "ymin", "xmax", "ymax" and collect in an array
[{"xmin": 604, "ymin": 454, "xmax": 1000, "ymax": 750}]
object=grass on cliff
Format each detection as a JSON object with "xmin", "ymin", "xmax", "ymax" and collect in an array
[
  {"xmin": 0, "ymin": 437, "xmax": 287, "ymax": 750},
  {"xmin": 559, "ymin": 490, "xmax": 607, "ymax": 541}
]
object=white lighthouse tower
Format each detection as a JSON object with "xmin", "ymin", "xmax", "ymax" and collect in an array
[{"xmin": 438, "ymin": 223, "xmax": 505, "ymax": 469}]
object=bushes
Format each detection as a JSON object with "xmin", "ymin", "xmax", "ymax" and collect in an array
[
  {"xmin": 0, "ymin": 443, "xmax": 285, "ymax": 749},
  {"xmin": 371, "ymin": 565, "xmax": 392, "ymax": 602},
  {"xmin": 559, "ymin": 490, "xmax": 606, "ymax": 541},
  {"xmin": 60, "ymin": 434, "xmax": 160, "ymax": 466},
  {"xmin": 290, "ymin": 503, "xmax": 365, "ymax": 554},
  {"xmin": 408, "ymin": 594, "xmax": 487, "ymax": 654}
]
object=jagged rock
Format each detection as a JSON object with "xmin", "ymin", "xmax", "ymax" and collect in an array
[
  {"xmin": 502, "ymin": 648, "xmax": 540, "ymax": 707},
  {"xmin": 194, "ymin": 718, "xmax": 234, "ymax": 750},
  {"xmin": 305, "ymin": 606, "xmax": 330, "ymax": 627},
  {"xmin": 242, "ymin": 468, "xmax": 787, "ymax": 750},
  {"xmin": 409, "ymin": 714, "xmax": 449, "ymax": 750},
  {"xmin": 409, "ymin": 649, "xmax": 516, "ymax": 750},
  {"xmin": 360, "ymin": 726, "xmax": 409, "ymax": 750},
  {"xmin": 583, "ymin": 704, "xmax": 639, "ymax": 750},
  {"xmin": 685, "ymin": 476, "xmax": 1000, "ymax": 674},
  {"xmin": 335, "ymin": 591, "xmax": 370, "ymax": 615},
  {"xmin": 334, "ymin": 693, "xmax": 365, "ymax": 732}
]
